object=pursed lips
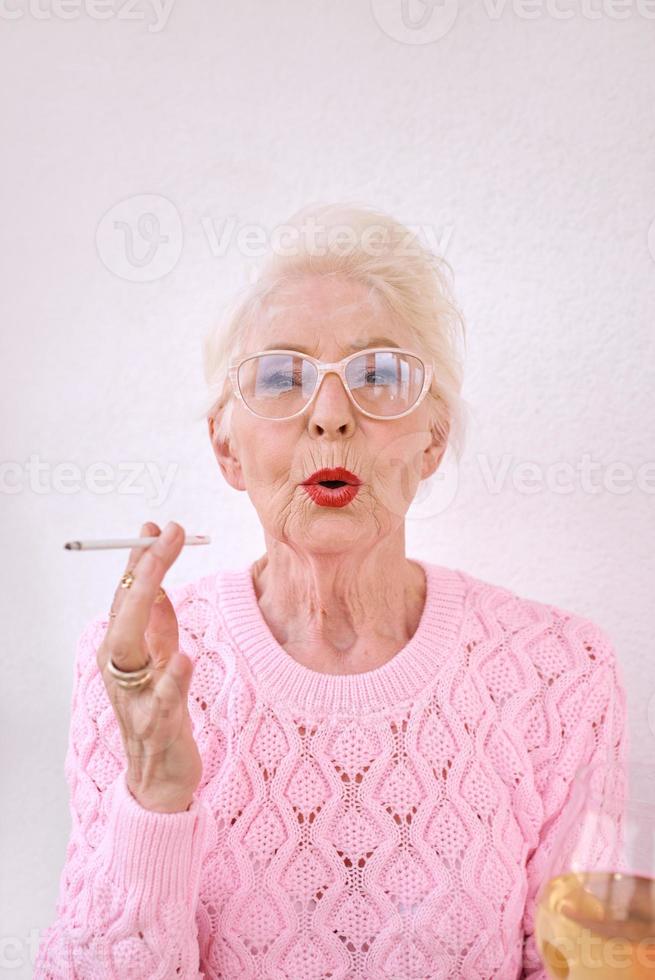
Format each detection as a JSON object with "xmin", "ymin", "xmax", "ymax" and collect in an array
[{"xmin": 301, "ymin": 467, "xmax": 363, "ymax": 487}]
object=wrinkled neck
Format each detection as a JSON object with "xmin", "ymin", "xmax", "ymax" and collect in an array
[{"xmin": 250, "ymin": 537, "xmax": 427, "ymax": 665}]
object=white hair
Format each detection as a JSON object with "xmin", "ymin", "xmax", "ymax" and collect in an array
[{"xmin": 197, "ymin": 201, "xmax": 470, "ymax": 463}]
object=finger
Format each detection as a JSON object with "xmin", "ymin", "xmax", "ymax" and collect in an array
[
  {"xmin": 110, "ymin": 521, "xmax": 185, "ymax": 655},
  {"xmin": 108, "ymin": 522, "xmax": 160, "ymax": 626},
  {"xmin": 124, "ymin": 521, "xmax": 161, "ymax": 576},
  {"xmin": 144, "ymin": 587, "xmax": 179, "ymax": 670},
  {"xmin": 99, "ymin": 523, "xmax": 160, "ymax": 672}
]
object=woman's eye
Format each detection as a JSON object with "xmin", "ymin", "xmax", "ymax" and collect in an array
[{"xmin": 263, "ymin": 373, "xmax": 295, "ymax": 389}]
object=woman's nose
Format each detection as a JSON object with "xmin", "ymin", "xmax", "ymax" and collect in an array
[{"xmin": 307, "ymin": 371, "xmax": 357, "ymax": 436}]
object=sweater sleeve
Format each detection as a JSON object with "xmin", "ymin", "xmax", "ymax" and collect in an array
[
  {"xmin": 520, "ymin": 616, "xmax": 630, "ymax": 979},
  {"xmin": 33, "ymin": 615, "xmax": 218, "ymax": 979}
]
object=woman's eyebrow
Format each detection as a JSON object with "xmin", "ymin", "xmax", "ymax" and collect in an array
[{"xmin": 261, "ymin": 337, "xmax": 401, "ymax": 354}]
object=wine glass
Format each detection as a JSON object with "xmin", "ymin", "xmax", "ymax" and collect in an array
[{"xmin": 534, "ymin": 755, "xmax": 655, "ymax": 978}]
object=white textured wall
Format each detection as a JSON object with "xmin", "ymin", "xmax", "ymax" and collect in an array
[{"xmin": 1, "ymin": 2, "xmax": 653, "ymax": 974}]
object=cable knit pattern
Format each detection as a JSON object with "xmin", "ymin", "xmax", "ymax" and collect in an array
[{"xmin": 34, "ymin": 559, "xmax": 629, "ymax": 980}]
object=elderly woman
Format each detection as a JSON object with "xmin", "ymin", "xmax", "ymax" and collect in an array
[{"xmin": 35, "ymin": 204, "xmax": 627, "ymax": 980}]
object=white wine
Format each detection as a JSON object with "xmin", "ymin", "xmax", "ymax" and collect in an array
[{"xmin": 535, "ymin": 870, "xmax": 655, "ymax": 978}]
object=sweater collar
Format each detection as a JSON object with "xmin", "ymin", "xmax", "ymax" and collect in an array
[{"xmin": 215, "ymin": 558, "xmax": 470, "ymax": 716}]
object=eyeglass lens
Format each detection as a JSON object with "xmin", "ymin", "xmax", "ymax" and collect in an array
[{"xmin": 237, "ymin": 350, "xmax": 425, "ymax": 419}]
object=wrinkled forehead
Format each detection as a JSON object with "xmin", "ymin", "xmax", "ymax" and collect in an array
[{"xmin": 243, "ymin": 277, "xmax": 407, "ymax": 353}]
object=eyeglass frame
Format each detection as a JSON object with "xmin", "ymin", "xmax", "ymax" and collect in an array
[{"xmin": 228, "ymin": 347, "xmax": 434, "ymax": 422}]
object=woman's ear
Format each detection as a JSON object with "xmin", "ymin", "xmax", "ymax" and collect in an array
[
  {"xmin": 207, "ymin": 413, "xmax": 246, "ymax": 491},
  {"xmin": 421, "ymin": 417, "xmax": 449, "ymax": 480}
]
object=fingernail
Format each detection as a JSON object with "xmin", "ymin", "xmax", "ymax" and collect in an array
[{"xmin": 162, "ymin": 521, "xmax": 176, "ymax": 540}]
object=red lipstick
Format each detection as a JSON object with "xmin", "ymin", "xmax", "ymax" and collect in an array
[{"xmin": 301, "ymin": 467, "xmax": 362, "ymax": 508}]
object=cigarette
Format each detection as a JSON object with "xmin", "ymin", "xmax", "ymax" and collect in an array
[{"xmin": 64, "ymin": 534, "xmax": 211, "ymax": 551}]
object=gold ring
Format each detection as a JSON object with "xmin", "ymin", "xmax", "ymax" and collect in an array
[
  {"xmin": 120, "ymin": 569, "xmax": 135, "ymax": 589},
  {"xmin": 154, "ymin": 587, "xmax": 166, "ymax": 604},
  {"xmin": 106, "ymin": 655, "xmax": 153, "ymax": 690}
]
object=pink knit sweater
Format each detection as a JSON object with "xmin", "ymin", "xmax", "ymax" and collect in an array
[{"xmin": 34, "ymin": 559, "xmax": 628, "ymax": 979}]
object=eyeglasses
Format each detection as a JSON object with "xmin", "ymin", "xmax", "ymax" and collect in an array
[{"xmin": 228, "ymin": 347, "xmax": 433, "ymax": 421}]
